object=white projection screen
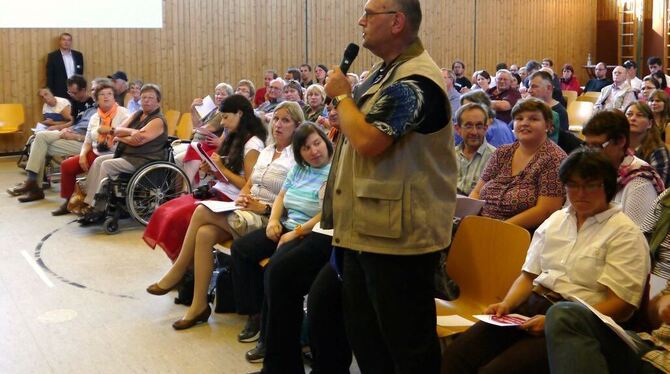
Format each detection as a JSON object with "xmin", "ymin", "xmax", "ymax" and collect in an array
[{"xmin": 0, "ymin": 0, "xmax": 163, "ymax": 28}]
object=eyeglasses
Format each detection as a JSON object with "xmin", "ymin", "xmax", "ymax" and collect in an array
[
  {"xmin": 460, "ymin": 124, "xmax": 486, "ymax": 131},
  {"xmin": 361, "ymin": 9, "xmax": 398, "ymax": 19},
  {"xmin": 584, "ymin": 139, "xmax": 611, "ymax": 150},
  {"xmin": 565, "ymin": 182, "xmax": 604, "ymax": 192}
]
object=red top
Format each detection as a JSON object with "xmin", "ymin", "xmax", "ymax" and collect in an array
[{"xmin": 560, "ymin": 77, "xmax": 582, "ymax": 95}]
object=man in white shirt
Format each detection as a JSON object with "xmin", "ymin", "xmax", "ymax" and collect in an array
[
  {"xmin": 46, "ymin": 33, "xmax": 84, "ymax": 99},
  {"xmin": 623, "ymin": 60, "xmax": 643, "ymax": 92}
]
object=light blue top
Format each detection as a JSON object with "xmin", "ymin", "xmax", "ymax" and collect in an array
[{"xmin": 281, "ymin": 162, "xmax": 331, "ymax": 230}]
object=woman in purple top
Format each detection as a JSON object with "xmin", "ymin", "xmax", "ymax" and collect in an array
[{"xmin": 470, "ymin": 98, "xmax": 566, "ymax": 230}]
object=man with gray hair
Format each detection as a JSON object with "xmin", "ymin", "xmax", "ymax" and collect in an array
[
  {"xmin": 322, "ymin": 0, "xmax": 456, "ymax": 372},
  {"xmin": 487, "ymin": 69, "xmax": 521, "ymax": 123},
  {"xmin": 454, "ymin": 103, "xmax": 496, "ymax": 195},
  {"xmin": 594, "ymin": 65, "xmax": 636, "ymax": 112}
]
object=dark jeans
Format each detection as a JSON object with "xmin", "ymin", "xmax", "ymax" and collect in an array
[
  {"xmin": 442, "ymin": 293, "xmax": 553, "ymax": 374},
  {"xmin": 230, "ymin": 226, "xmax": 289, "ymax": 315},
  {"xmin": 262, "ymin": 233, "xmax": 334, "ymax": 374},
  {"xmin": 308, "ymin": 264, "xmax": 352, "ymax": 374},
  {"xmin": 545, "ymin": 302, "xmax": 661, "ymax": 374},
  {"xmin": 342, "ymin": 249, "xmax": 441, "ymax": 374}
]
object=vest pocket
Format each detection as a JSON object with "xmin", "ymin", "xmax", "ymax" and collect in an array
[{"xmin": 353, "ymin": 179, "xmax": 403, "ymax": 238}]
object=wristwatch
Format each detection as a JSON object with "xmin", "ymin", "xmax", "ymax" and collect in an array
[
  {"xmin": 331, "ymin": 94, "xmax": 350, "ymax": 108},
  {"xmin": 264, "ymin": 204, "xmax": 272, "ymax": 216}
]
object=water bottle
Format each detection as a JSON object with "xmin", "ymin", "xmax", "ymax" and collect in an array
[{"xmin": 587, "ymin": 53, "xmax": 592, "ymax": 66}]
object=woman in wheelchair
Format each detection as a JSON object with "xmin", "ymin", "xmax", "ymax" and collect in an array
[
  {"xmin": 79, "ymin": 83, "xmax": 167, "ymax": 224},
  {"xmin": 145, "ymin": 102, "xmax": 305, "ymax": 331},
  {"xmin": 52, "ymin": 80, "xmax": 130, "ymax": 216},
  {"xmin": 142, "ymin": 94, "xmax": 267, "ymax": 258}
]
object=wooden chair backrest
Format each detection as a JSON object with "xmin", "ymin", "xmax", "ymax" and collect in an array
[
  {"xmin": 0, "ymin": 103, "xmax": 25, "ymax": 133},
  {"xmin": 446, "ymin": 216, "xmax": 531, "ymax": 310},
  {"xmin": 567, "ymin": 101, "xmax": 594, "ymax": 127},
  {"xmin": 164, "ymin": 109, "xmax": 181, "ymax": 136},
  {"xmin": 176, "ymin": 112, "xmax": 193, "ymax": 140},
  {"xmin": 562, "ymin": 90, "xmax": 578, "ymax": 107}
]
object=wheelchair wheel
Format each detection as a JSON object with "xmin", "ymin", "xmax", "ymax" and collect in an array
[
  {"xmin": 126, "ymin": 161, "xmax": 192, "ymax": 225},
  {"xmin": 103, "ymin": 217, "xmax": 119, "ymax": 235}
]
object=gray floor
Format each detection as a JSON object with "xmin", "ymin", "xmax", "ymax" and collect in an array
[{"xmin": 0, "ymin": 156, "xmax": 264, "ymax": 373}]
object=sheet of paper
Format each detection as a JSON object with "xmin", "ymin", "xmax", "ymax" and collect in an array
[
  {"xmin": 473, "ymin": 313, "xmax": 530, "ymax": 326},
  {"xmin": 194, "ymin": 95, "xmax": 216, "ymax": 119},
  {"xmin": 312, "ymin": 221, "xmax": 333, "ymax": 237},
  {"xmin": 436, "ymin": 315, "xmax": 475, "ymax": 327},
  {"xmin": 455, "ymin": 195, "xmax": 485, "ymax": 218},
  {"xmin": 570, "ymin": 296, "xmax": 638, "ymax": 351},
  {"xmin": 197, "ymin": 200, "xmax": 238, "ymax": 213},
  {"xmin": 31, "ymin": 122, "xmax": 49, "ymax": 132},
  {"xmin": 191, "ymin": 142, "xmax": 228, "ymax": 182}
]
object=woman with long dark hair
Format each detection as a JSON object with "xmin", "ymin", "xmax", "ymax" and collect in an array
[{"xmin": 143, "ymin": 95, "xmax": 267, "ymax": 259}]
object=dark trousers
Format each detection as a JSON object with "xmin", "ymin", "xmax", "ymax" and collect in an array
[
  {"xmin": 230, "ymin": 226, "xmax": 288, "ymax": 315},
  {"xmin": 442, "ymin": 293, "xmax": 553, "ymax": 374},
  {"xmin": 308, "ymin": 263, "xmax": 352, "ymax": 374},
  {"xmin": 262, "ymin": 233, "xmax": 334, "ymax": 374},
  {"xmin": 342, "ymin": 249, "xmax": 441, "ymax": 374}
]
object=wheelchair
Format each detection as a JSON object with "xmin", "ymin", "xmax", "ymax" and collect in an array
[{"xmin": 90, "ymin": 137, "xmax": 192, "ymax": 234}]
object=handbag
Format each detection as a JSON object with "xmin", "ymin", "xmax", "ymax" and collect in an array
[{"xmin": 67, "ymin": 180, "xmax": 88, "ymax": 215}]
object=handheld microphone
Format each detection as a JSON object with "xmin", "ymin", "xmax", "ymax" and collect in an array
[{"xmin": 339, "ymin": 43, "xmax": 360, "ymax": 74}]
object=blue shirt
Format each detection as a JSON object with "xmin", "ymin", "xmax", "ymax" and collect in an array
[
  {"xmin": 281, "ymin": 162, "xmax": 331, "ymax": 230},
  {"xmin": 127, "ymin": 98, "xmax": 141, "ymax": 114}
]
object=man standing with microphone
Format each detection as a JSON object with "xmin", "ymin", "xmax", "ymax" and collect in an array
[{"xmin": 323, "ymin": 0, "xmax": 457, "ymax": 372}]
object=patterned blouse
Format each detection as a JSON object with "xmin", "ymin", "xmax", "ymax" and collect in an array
[{"xmin": 479, "ymin": 139, "xmax": 566, "ymax": 222}]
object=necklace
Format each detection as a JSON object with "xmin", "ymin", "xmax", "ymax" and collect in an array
[{"xmin": 275, "ymin": 147, "xmax": 283, "ymax": 154}]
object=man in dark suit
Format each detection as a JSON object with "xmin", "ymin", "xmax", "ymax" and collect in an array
[{"xmin": 46, "ymin": 33, "xmax": 84, "ymax": 99}]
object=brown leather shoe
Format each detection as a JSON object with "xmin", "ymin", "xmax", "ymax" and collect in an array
[
  {"xmin": 18, "ymin": 188, "xmax": 45, "ymax": 203},
  {"xmin": 172, "ymin": 305, "xmax": 211, "ymax": 330},
  {"xmin": 7, "ymin": 180, "xmax": 36, "ymax": 196},
  {"xmin": 51, "ymin": 201, "xmax": 70, "ymax": 216}
]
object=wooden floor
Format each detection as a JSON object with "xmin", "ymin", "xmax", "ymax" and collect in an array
[{"xmin": 0, "ymin": 156, "xmax": 265, "ymax": 373}]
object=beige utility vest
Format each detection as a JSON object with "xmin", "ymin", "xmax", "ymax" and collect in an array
[{"xmin": 324, "ymin": 44, "xmax": 457, "ymax": 255}]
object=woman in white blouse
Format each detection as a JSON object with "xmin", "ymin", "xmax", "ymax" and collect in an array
[{"xmin": 146, "ymin": 101, "xmax": 304, "ymax": 329}]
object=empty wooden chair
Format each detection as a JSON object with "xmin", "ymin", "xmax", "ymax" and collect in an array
[
  {"xmin": 176, "ymin": 112, "xmax": 193, "ymax": 140},
  {"xmin": 567, "ymin": 101, "xmax": 594, "ymax": 127},
  {"xmin": 435, "ymin": 216, "xmax": 531, "ymax": 337},
  {"xmin": 164, "ymin": 109, "xmax": 181, "ymax": 136},
  {"xmin": 562, "ymin": 90, "xmax": 578, "ymax": 107}
]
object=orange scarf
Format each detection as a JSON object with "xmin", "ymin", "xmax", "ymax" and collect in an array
[{"xmin": 96, "ymin": 103, "xmax": 119, "ymax": 149}]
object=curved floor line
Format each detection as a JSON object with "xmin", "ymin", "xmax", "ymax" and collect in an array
[{"xmin": 33, "ymin": 220, "xmax": 136, "ymax": 299}]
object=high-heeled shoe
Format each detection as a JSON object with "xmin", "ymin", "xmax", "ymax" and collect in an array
[{"xmin": 172, "ymin": 305, "xmax": 211, "ymax": 330}]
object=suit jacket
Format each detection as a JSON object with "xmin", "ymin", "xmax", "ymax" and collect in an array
[{"xmin": 46, "ymin": 49, "xmax": 84, "ymax": 98}]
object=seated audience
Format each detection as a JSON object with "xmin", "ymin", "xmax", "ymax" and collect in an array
[
  {"xmin": 254, "ymin": 70, "xmax": 278, "ymax": 108},
  {"xmin": 528, "ymin": 71, "xmax": 569, "ymax": 131},
  {"xmin": 443, "ymin": 148, "xmax": 650, "ymax": 373},
  {"xmin": 594, "ymin": 66, "xmax": 636, "ymax": 112},
  {"xmin": 645, "ymin": 56, "xmax": 670, "ymax": 84},
  {"xmin": 142, "ymin": 95, "xmax": 267, "ymax": 257},
  {"xmin": 303, "ymin": 84, "xmax": 326, "ymax": 123},
  {"xmin": 456, "ymin": 90, "xmax": 515, "ymax": 147},
  {"xmin": 283, "ymin": 80, "xmax": 305, "ymax": 106},
  {"xmin": 584, "ymin": 62, "xmax": 612, "ymax": 92},
  {"xmin": 559, "ymin": 64, "xmax": 582, "ymax": 95},
  {"xmin": 455, "ymin": 103, "xmax": 496, "ymax": 195},
  {"xmin": 126, "ymin": 80, "xmax": 143, "ymax": 114},
  {"xmin": 473, "ymin": 70, "xmax": 491, "ymax": 91},
  {"xmin": 581, "ymin": 110, "xmax": 664, "ymax": 226},
  {"xmin": 257, "ymin": 78, "xmax": 285, "ymax": 114},
  {"xmin": 452, "ymin": 59, "xmax": 471, "ymax": 92},
  {"xmin": 7, "ymin": 76, "xmax": 96, "ymax": 202},
  {"xmin": 487, "ymin": 69, "xmax": 521, "ymax": 124},
  {"xmin": 640, "ymin": 76, "xmax": 661, "ymax": 103},
  {"xmin": 299, "ymin": 64, "xmax": 314, "ymax": 88},
  {"xmin": 108, "ymin": 71, "xmax": 129, "ymax": 106},
  {"xmin": 470, "ymin": 98, "xmax": 566, "ymax": 231},
  {"xmin": 653, "ymin": 71, "xmax": 670, "ymax": 96},
  {"xmin": 648, "ymin": 89, "xmax": 670, "ymax": 143},
  {"xmin": 625, "ymin": 101, "xmax": 670, "ymax": 186},
  {"xmin": 623, "ymin": 59, "xmax": 643, "ymax": 92},
  {"xmin": 53, "ymin": 80, "xmax": 130, "ymax": 216},
  {"xmin": 37, "ymin": 87, "xmax": 71, "ymax": 130},
  {"xmin": 178, "ymin": 82, "xmax": 233, "ymax": 184},
  {"xmin": 145, "ymin": 101, "xmax": 301, "ymax": 330},
  {"xmin": 78, "ymin": 84, "xmax": 167, "ymax": 222},
  {"xmin": 285, "ymin": 67, "xmax": 301, "ymax": 82},
  {"xmin": 314, "ymin": 64, "xmax": 328, "ymax": 85},
  {"xmin": 230, "ymin": 123, "xmax": 332, "ymax": 346},
  {"xmin": 441, "ymin": 68, "xmax": 461, "ymax": 120},
  {"xmin": 235, "ymin": 79, "xmax": 256, "ymax": 102}
]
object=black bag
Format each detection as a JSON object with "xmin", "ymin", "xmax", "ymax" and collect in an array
[
  {"xmin": 213, "ymin": 251, "xmax": 236, "ymax": 313},
  {"xmin": 174, "ymin": 270, "xmax": 195, "ymax": 306}
]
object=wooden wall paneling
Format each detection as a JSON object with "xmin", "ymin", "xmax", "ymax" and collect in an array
[{"xmin": 597, "ymin": 0, "xmax": 619, "ymax": 66}]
